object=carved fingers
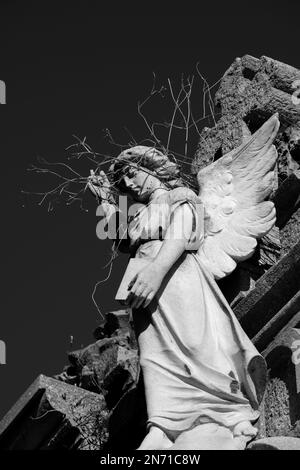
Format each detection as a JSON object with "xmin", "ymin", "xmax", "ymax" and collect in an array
[
  {"xmin": 126, "ymin": 264, "xmax": 163, "ymax": 310},
  {"xmin": 87, "ymin": 169, "xmax": 112, "ymax": 199}
]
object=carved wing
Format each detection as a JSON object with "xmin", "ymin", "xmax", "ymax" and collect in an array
[{"xmin": 197, "ymin": 113, "xmax": 280, "ymax": 279}]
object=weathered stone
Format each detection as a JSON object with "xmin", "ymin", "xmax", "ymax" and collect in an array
[
  {"xmin": 0, "ymin": 375, "xmax": 108, "ymax": 450},
  {"xmin": 197, "ymin": 54, "xmax": 300, "ymax": 183},
  {"xmin": 193, "ymin": 57, "xmax": 300, "ymax": 175},
  {"xmin": 234, "ymin": 241, "xmax": 300, "ymax": 337},
  {"xmin": 54, "ymin": 307, "xmax": 139, "ymax": 404},
  {"xmin": 264, "ymin": 328, "xmax": 300, "ymax": 386},
  {"xmin": 93, "ymin": 309, "xmax": 137, "ymax": 347},
  {"xmin": 261, "ymin": 327, "xmax": 300, "ymax": 436},
  {"xmin": 248, "ymin": 436, "xmax": 300, "ymax": 450},
  {"xmin": 213, "ymin": 55, "xmax": 300, "ymax": 127},
  {"xmin": 65, "ymin": 338, "xmax": 139, "ymax": 403},
  {"xmin": 281, "ymin": 208, "xmax": 300, "ymax": 256},
  {"xmin": 253, "ymin": 291, "xmax": 300, "ymax": 352},
  {"xmin": 105, "ymin": 309, "xmax": 131, "ymax": 333},
  {"xmin": 263, "ymin": 378, "xmax": 291, "ymax": 437},
  {"xmin": 53, "ymin": 308, "xmax": 146, "ymax": 449},
  {"xmin": 260, "ymin": 56, "xmax": 300, "ymax": 96}
]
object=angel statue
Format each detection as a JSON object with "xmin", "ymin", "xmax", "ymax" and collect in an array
[{"xmin": 87, "ymin": 114, "xmax": 280, "ymax": 450}]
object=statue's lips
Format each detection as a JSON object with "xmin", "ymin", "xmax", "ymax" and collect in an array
[{"xmin": 127, "ymin": 186, "xmax": 140, "ymax": 195}]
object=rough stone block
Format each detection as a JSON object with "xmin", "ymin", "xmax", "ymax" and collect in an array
[
  {"xmin": 248, "ymin": 436, "xmax": 300, "ymax": 450},
  {"xmin": 262, "ymin": 378, "xmax": 291, "ymax": 437},
  {"xmin": 0, "ymin": 375, "xmax": 108, "ymax": 450},
  {"xmin": 260, "ymin": 327, "xmax": 300, "ymax": 436},
  {"xmin": 234, "ymin": 241, "xmax": 300, "ymax": 337},
  {"xmin": 65, "ymin": 337, "xmax": 139, "ymax": 404},
  {"xmin": 253, "ymin": 291, "xmax": 300, "ymax": 352}
]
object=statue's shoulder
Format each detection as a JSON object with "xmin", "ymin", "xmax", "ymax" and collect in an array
[{"xmin": 167, "ymin": 186, "xmax": 198, "ymax": 205}]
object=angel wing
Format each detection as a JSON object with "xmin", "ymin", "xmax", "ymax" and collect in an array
[{"xmin": 196, "ymin": 113, "xmax": 280, "ymax": 280}]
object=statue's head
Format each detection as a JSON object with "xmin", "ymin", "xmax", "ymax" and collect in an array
[{"xmin": 109, "ymin": 146, "xmax": 183, "ymax": 202}]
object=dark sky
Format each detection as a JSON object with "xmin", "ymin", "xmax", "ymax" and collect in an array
[{"xmin": 0, "ymin": 1, "xmax": 299, "ymax": 420}]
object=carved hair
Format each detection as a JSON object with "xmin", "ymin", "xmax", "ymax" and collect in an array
[{"xmin": 109, "ymin": 146, "xmax": 185, "ymax": 192}]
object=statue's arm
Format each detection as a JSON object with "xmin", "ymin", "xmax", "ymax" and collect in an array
[
  {"xmin": 127, "ymin": 203, "xmax": 194, "ymax": 309},
  {"xmin": 153, "ymin": 203, "xmax": 194, "ymax": 275}
]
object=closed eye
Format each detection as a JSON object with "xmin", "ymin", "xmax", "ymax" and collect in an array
[{"xmin": 127, "ymin": 167, "xmax": 138, "ymax": 178}]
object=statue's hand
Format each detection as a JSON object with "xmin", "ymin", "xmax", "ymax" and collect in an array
[
  {"xmin": 126, "ymin": 262, "xmax": 166, "ymax": 309},
  {"xmin": 87, "ymin": 169, "xmax": 112, "ymax": 201}
]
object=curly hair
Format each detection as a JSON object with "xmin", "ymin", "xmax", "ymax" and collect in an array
[{"xmin": 109, "ymin": 146, "xmax": 186, "ymax": 192}]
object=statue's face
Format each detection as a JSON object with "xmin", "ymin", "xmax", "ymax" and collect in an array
[{"xmin": 121, "ymin": 164, "xmax": 163, "ymax": 202}]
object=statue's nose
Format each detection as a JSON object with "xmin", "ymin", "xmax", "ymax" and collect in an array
[{"xmin": 123, "ymin": 175, "xmax": 134, "ymax": 188}]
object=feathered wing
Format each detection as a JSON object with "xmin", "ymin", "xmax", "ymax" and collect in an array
[{"xmin": 196, "ymin": 113, "xmax": 280, "ymax": 279}]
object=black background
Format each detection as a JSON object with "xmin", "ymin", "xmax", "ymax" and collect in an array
[{"xmin": 0, "ymin": 1, "xmax": 299, "ymax": 420}]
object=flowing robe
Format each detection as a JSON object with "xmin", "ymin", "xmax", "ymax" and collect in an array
[{"xmin": 127, "ymin": 187, "xmax": 266, "ymax": 440}]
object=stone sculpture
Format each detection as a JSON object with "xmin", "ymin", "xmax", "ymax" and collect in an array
[{"xmin": 87, "ymin": 114, "xmax": 280, "ymax": 450}]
